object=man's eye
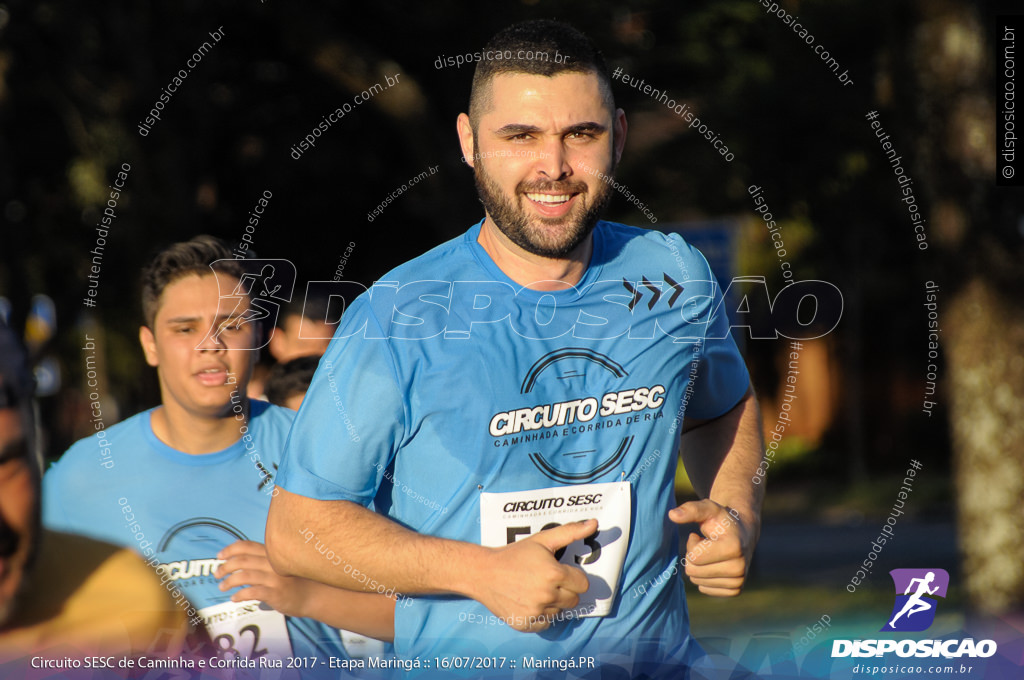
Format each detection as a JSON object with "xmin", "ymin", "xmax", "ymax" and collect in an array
[{"xmin": 509, "ymin": 133, "xmax": 533, "ymax": 141}]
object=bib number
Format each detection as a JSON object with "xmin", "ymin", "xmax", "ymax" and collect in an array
[
  {"xmin": 479, "ymin": 481, "xmax": 632, "ymax": 618},
  {"xmin": 197, "ymin": 599, "xmax": 293, "ymax": 661}
]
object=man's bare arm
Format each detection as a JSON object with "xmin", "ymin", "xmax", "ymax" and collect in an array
[
  {"xmin": 295, "ymin": 585, "xmax": 396, "ymax": 642},
  {"xmin": 267, "ymin": 489, "xmax": 481, "ymax": 594},
  {"xmin": 266, "ymin": 487, "xmax": 596, "ymax": 632},
  {"xmin": 215, "ymin": 540, "xmax": 395, "ymax": 641},
  {"xmin": 680, "ymin": 386, "xmax": 765, "ymax": 524},
  {"xmin": 669, "ymin": 386, "xmax": 765, "ymax": 596}
]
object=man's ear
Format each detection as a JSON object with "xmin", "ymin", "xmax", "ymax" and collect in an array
[
  {"xmin": 613, "ymin": 108, "xmax": 628, "ymax": 166},
  {"xmin": 268, "ymin": 324, "xmax": 287, "ymax": 363},
  {"xmin": 139, "ymin": 326, "xmax": 159, "ymax": 367},
  {"xmin": 457, "ymin": 113, "xmax": 476, "ymax": 168}
]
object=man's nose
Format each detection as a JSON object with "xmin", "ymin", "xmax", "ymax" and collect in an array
[{"xmin": 534, "ymin": 140, "xmax": 573, "ymax": 180}]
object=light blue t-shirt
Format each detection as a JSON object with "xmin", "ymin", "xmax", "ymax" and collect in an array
[
  {"xmin": 43, "ymin": 399, "xmax": 349, "ymax": 663},
  {"xmin": 278, "ymin": 220, "xmax": 750, "ymax": 676}
]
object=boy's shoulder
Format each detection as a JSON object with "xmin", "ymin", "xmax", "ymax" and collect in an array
[
  {"xmin": 56, "ymin": 409, "xmax": 153, "ymax": 471},
  {"xmin": 249, "ymin": 398, "xmax": 296, "ymax": 437}
]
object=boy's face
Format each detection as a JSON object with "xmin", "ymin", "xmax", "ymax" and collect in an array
[
  {"xmin": 0, "ymin": 405, "xmax": 37, "ymax": 627},
  {"xmin": 139, "ymin": 272, "xmax": 258, "ymax": 419}
]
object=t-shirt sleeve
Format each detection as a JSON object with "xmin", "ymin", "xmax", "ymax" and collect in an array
[
  {"xmin": 681, "ymin": 244, "xmax": 751, "ymax": 420},
  {"xmin": 276, "ymin": 295, "xmax": 406, "ymax": 505}
]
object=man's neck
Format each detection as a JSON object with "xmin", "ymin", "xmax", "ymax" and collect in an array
[
  {"xmin": 150, "ymin": 401, "xmax": 247, "ymax": 455},
  {"xmin": 477, "ymin": 217, "xmax": 594, "ymax": 291}
]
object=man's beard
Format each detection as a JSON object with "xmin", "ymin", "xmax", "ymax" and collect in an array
[{"xmin": 473, "ymin": 159, "xmax": 615, "ymax": 259}]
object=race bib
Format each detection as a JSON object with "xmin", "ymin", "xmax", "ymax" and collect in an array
[
  {"xmin": 479, "ymin": 481, "xmax": 632, "ymax": 618},
  {"xmin": 198, "ymin": 599, "xmax": 293, "ymax": 661}
]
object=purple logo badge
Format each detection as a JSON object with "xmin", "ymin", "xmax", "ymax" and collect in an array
[{"xmin": 881, "ymin": 568, "xmax": 949, "ymax": 632}]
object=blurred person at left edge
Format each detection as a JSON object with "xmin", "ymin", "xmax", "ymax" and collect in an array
[{"xmin": 0, "ymin": 318, "xmax": 194, "ymax": 667}]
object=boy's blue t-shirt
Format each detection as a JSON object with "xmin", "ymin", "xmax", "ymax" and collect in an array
[
  {"xmin": 278, "ymin": 220, "xmax": 750, "ymax": 675},
  {"xmin": 43, "ymin": 399, "xmax": 348, "ymax": 662}
]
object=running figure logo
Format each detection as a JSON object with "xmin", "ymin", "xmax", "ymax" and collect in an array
[
  {"xmin": 198, "ymin": 259, "xmax": 296, "ymax": 350},
  {"xmin": 881, "ymin": 568, "xmax": 949, "ymax": 632}
]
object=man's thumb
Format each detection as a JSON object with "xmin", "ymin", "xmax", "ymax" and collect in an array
[
  {"xmin": 531, "ymin": 519, "xmax": 599, "ymax": 553},
  {"xmin": 668, "ymin": 499, "xmax": 719, "ymax": 525}
]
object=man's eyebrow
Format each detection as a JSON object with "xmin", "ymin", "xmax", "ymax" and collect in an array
[
  {"xmin": 164, "ymin": 315, "xmax": 202, "ymax": 325},
  {"xmin": 564, "ymin": 122, "xmax": 608, "ymax": 135},
  {"xmin": 492, "ymin": 123, "xmax": 544, "ymax": 137},
  {"xmin": 491, "ymin": 122, "xmax": 609, "ymax": 137}
]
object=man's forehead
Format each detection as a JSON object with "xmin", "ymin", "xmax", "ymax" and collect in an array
[{"xmin": 483, "ymin": 71, "xmax": 611, "ymax": 122}]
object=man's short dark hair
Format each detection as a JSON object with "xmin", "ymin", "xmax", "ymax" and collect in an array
[
  {"xmin": 469, "ymin": 20, "xmax": 615, "ymax": 130},
  {"xmin": 140, "ymin": 235, "xmax": 245, "ymax": 327},
  {"xmin": 265, "ymin": 355, "xmax": 320, "ymax": 407}
]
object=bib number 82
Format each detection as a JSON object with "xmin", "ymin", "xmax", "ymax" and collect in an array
[
  {"xmin": 214, "ymin": 624, "xmax": 268, "ymax": 660},
  {"xmin": 505, "ymin": 523, "xmax": 602, "ymax": 565}
]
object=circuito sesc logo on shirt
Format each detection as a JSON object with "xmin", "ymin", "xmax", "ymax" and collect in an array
[{"xmin": 488, "ymin": 348, "xmax": 667, "ymax": 484}]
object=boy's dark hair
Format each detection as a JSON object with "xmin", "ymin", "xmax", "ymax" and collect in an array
[
  {"xmin": 277, "ymin": 288, "xmax": 336, "ymax": 328},
  {"xmin": 265, "ymin": 355, "xmax": 320, "ymax": 407},
  {"xmin": 469, "ymin": 20, "xmax": 615, "ymax": 130},
  {"xmin": 140, "ymin": 235, "xmax": 244, "ymax": 327}
]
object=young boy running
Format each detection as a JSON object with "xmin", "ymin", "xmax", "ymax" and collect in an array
[{"xmin": 43, "ymin": 236, "xmax": 393, "ymax": 668}]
